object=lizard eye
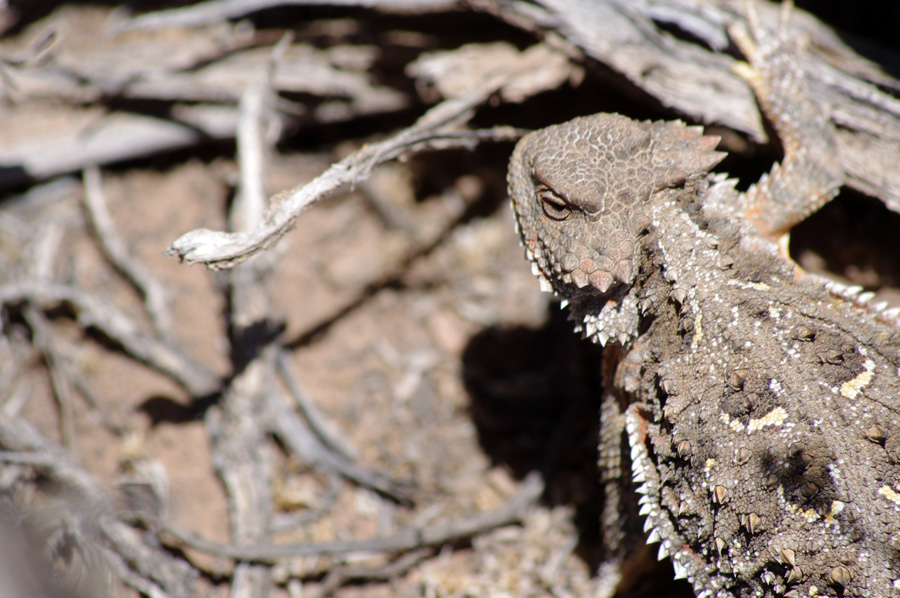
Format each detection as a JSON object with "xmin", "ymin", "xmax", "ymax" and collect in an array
[{"xmin": 538, "ymin": 186, "xmax": 571, "ymax": 220}]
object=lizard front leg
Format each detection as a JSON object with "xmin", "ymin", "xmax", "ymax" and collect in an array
[{"xmin": 730, "ymin": 2, "xmax": 844, "ymax": 240}]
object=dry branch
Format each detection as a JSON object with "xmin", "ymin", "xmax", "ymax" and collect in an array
[
  {"xmin": 22, "ymin": 306, "xmax": 78, "ymax": 451},
  {"xmin": 210, "ymin": 54, "xmax": 282, "ymax": 598},
  {"xmin": 266, "ymin": 385, "xmax": 411, "ymax": 502},
  {"xmin": 0, "ymin": 280, "xmax": 219, "ymax": 397},
  {"xmin": 111, "ymin": 0, "xmax": 459, "ymax": 34},
  {"xmin": 83, "ymin": 167, "xmax": 176, "ymax": 343},
  {"xmin": 168, "ymin": 75, "xmax": 523, "ymax": 268},
  {"xmin": 275, "ymin": 349, "xmax": 357, "ymax": 462},
  {"xmin": 151, "ymin": 472, "xmax": 544, "ymax": 563},
  {"xmin": 1, "ymin": 37, "xmax": 405, "ymax": 189},
  {"xmin": 313, "ymin": 548, "xmax": 433, "ymax": 598}
]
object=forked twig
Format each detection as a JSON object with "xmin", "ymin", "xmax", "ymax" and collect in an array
[
  {"xmin": 0, "ymin": 280, "xmax": 219, "ymax": 397},
  {"xmin": 82, "ymin": 166, "xmax": 176, "ymax": 343},
  {"xmin": 168, "ymin": 73, "xmax": 523, "ymax": 270}
]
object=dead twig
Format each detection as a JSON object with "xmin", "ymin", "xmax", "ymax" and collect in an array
[
  {"xmin": 276, "ymin": 350, "xmax": 358, "ymax": 462},
  {"xmin": 0, "ymin": 110, "xmax": 243, "ymax": 190},
  {"xmin": 13, "ymin": 305, "xmax": 123, "ymax": 436},
  {"xmin": 22, "ymin": 306, "xmax": 78, "ymax": 453},
  {"xmin": 110, "ymin": 0, "xmax": 456, "ymax": 34},
  {"xmin": 0, "ymin": 280, "xmax": 219, "ymax": 397},
  {"xmin": 0, "ymin": 28, "xmax": 57, "ymax": 68},
  {"xmin": 28, "ymin": 217, "xmax": 66, "ymax": 281},
  {"xmin": 314, "ymin": 548, "xmax": 433, "ymax": 598},
  {"xmin": 210, "ymin": 40, "xmax": 290, "ymax": 598},
  {"xmin": 17, "ymin": 216, "xmax": 80, "ymax": 451},
  {"xmin": 100, "ymin": 550, "xmax": 169, "ymax": 598},
  {"xmin": 82, "ymin": 166, "xmax": 176, "ymax": 343},
  {"xmin": 266, "ymin": 386, "xmax": 412, "ymax": 502},
  {"xmin": 55, "ymin": 341, "xmax": 125, "ymax": 436},
  {"xmin": 151, "ymin": 472, "xmax": 544, "ymax": 563},
  {"xmin": 168, "ymin": 73, "xmax": 524, "ymax": 269},
  {"xmin": 0, "ymin": 27, "xmax": 57, "ymax": 102}
]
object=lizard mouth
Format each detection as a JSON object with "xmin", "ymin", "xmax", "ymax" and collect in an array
[
  {"xmin": 513, "ymin": 206, "xmax": 631, "ymax": 302},
  {"xmin": 530, "ymin": 241, "xmax": 628, "ymax": 299},
  {"xmin": 565, "ymin": 263, "xmax": 616, "ymax": 294},
  {"xmin": 519, "ymin": 225, "xmax": 640, "ymax": 348},
  {"xmin": 527, "ymin": 249, "xmax": 620, "ymax": 310}
]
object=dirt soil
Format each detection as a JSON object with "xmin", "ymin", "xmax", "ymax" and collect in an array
[{"xmin": 1, "ymin": 3, "xmax": 899, "ymax": 598}]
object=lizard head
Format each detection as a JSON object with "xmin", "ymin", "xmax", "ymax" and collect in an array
[{"xmin": 507, "ymin": 113, "xmax": 723, "ymax": 345}]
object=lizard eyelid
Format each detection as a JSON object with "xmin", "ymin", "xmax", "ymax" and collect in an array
[{"xmin": 537, "ymin": 185, "xmax": 571, "ymax": 220}]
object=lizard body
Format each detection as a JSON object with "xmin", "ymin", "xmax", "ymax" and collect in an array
[{"xmin": 507, "ymin": 10, "xmax": 900, "ymax": 598}]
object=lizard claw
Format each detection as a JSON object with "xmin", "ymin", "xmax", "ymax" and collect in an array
[
  {"xmin": 744, "ymin": 0, "xmax": 793, "ymax": 44},
  {"xmin": 729, "ymin": 0, "xmax": 799, "ymax": 80}
]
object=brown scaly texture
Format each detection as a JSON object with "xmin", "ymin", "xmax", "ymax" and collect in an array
[{"xmin": 507, "ymin": 9, "xmax": 900, "ymax": 598}]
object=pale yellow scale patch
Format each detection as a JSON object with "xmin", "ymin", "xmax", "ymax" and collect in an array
[
  {"xmin": 879, "ymin": 484, "xmax": 900, "ymax": 505},
  {"xmin": 704, "ymin": 458, "xmax": 718, "ymax": 472},
  {"xmin": 824, "ymin": 500, "xmax": 845, "ymax": 525},
  {"xmin": 747, "ymin": 406, "xmax": 788, "ymax": 433},
  {"xmin": 726, "ymin": 280, "xmax": 770, "ymax": 291},
  {"xmin": 720, "ymin": 407, "xmax": 788, "ymax": 434},
  {"xmin": 691, "ymin": 309, "xmax": 704, "ymax": 348},
  {"xmin": 719, "ymin": 412, "xmax": 746, "ymax": 434},
  {"xmin": 801, "ymin": 508, "xmax": 819, "ymax": 523},
  {"xmin": 840, "ymin": 357, "xmax": 875, "ymax": 399},
  {"xmin": 785, "ymin": 500, "xmax": 820, "ymax": 523}
]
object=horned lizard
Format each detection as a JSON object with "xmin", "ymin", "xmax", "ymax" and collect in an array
[{"xmin": 507, "ymin": 7, "xmax": 900, "ymax": 598}]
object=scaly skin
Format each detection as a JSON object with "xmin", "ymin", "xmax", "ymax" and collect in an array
[{"xmin": 507, "ymin": 9, "xmax": 900, "ymax": 598}]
